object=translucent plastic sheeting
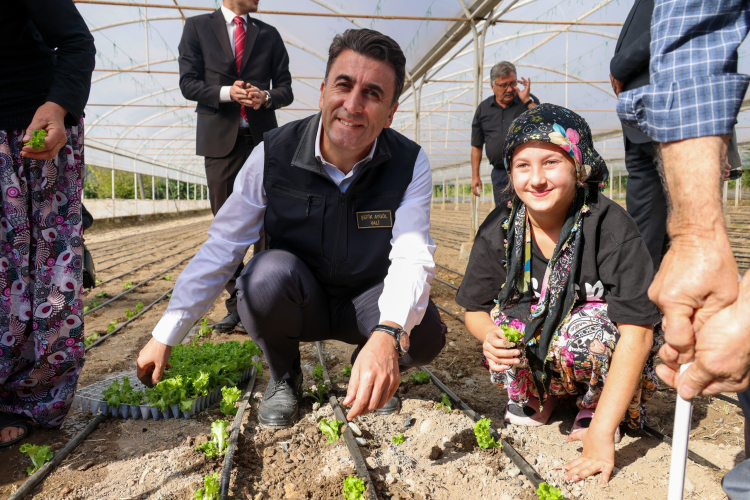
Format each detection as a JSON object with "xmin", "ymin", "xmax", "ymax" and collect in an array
[{"xmin": 76, "ymin": 0, "xmax": 750, "ymax": 182}]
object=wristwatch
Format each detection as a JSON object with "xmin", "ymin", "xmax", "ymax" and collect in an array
[
  {"xmin": 264, "ymin": 90, "xmax": 272, "ymax": 108},
  {"xmin": 372, "ymin": 324, "xmax": 410, "ymax": 357}
]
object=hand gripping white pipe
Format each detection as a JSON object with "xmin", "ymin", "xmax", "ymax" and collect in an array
[{"xmin": 668, "ymin": 363, "xmax": 693, "ymax": 500}]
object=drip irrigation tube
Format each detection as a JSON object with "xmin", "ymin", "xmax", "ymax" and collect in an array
[
  {"xmin": 96, "ymin": 230, "xmax": 204, "ymax": 266},
  {"xmin": 84, "ymin": 254, "xmax": 195, "ymax": 316},
  {"xmin": 418, "ymin": 366, "xmax": 544, "ymax": 488},
  {"xmin": 714, "ymin": 394, "xmax": 741, "ymax": 407},
  {"xmin": 435, "ymin": 303, "xmax": 464, "ymax": 323},
  {"xmin": 315, "ymin": 341, "xmax": 378, "ymax": 500},
  {"xmin": 85, "ymin": 287, "xmax": 174, "ymax": 351},
  {"xmin": 85, "ymin": 241, "xmax": 203, "ymax": 291},
  {"xmin": 434, "ymin": 277, "xmax": 459, "ymax": 291},
  {"xmin": 643, "ymin": 425, "xmax": 722, "ymax": 470},
  {"xmin": 435, "ymin": 263, "xmax": 465, "ymax": 277},
  {"xmin": 7, "ymin": 414, "xmax": 108, "ymax": 500},
  {"xmin": 220, "ymin": 365, "xmax": 259, "ymax": 500},
  {"xmin": 86, "ymin": 221, "xmax": 210, "ymax": 252}
]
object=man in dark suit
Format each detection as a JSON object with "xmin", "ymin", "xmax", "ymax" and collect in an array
[
  {"xmin": 178, "ymin": 0, "xmax": 293, "ymax": 332},
  {"xmin": 610, "ymin": 0, "xmax": 665, "ymax": 269}
]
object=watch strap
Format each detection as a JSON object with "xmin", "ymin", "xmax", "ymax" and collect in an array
[{"xmin": 372, "ymin": 324, "xmax": 407, "ymax": 356}]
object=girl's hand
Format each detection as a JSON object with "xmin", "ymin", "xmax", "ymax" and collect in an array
[
  {"xmin": 563, "ymin": 427, "xmax": 616, "ymax": 486},
  {"xmin": 483, "ymin": 327, "xmax": 522, "ymax": 371}
]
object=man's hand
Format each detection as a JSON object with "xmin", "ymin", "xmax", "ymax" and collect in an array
[
  {"xmin": 245, "ymin": 85, "xmax": 268, "ymax": 110},
  {"xmin": 656, "ymin": 279, "xmax": 750, "ymax": 399},
  {"xmin": 482, "ymin": 327, "xmax": 521, "ymax": 371},
  {"xmin": 136, "ymin": 337, "xmax": 172, "ymax": 387},
  {"xmin": 20, "ymin": 102, "xmax": 68, "ymax": 160},
  {"xmin": 563, "ymin": 427, "xmax": 616, "ymax": 486},
  {"xmin": 229, "ymin": 80, "xmax": 250, "ymax": 103},
  {"xmin": 471, "ymin": 176, "xmax": 483, "ymax": 197},
  {"xmin": 343, "ymin": 327, "xmax": 400, "ymax": 421},
  {"xmin": 517, "ymin": 77, "xmax": 532, "ymax": 104},
  {"xmin": 609, "ymin": 74, "xmax": 623, "ymax": 96}
]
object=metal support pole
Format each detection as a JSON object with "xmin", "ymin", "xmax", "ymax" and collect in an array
[
  {"xmin": 442, "ymin": 173, "xmax": 446, "ymax": 211},
  {"xmin": 144, "ymin": 6, "xmax": 150, "ymax": 71},
  {"xmin": 166, "ymin": 170, "xmax": 169, "ymax": 211},
  {"xmin": 455, "ymin": 171, "xmax": 459, "ymax": 211},
  {"xmin": 565, "ymin": 30, "xmax": 569, "ymax": 108},
  {"xmin": 111, "ymin": 166, "xmax": 115, "ymax": 218},
  {"xmin": 736, "ymin": 180, "xmax": 740, "ymax": 207}
]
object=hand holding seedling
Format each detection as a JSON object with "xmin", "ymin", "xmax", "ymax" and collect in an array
[
  {"xmin": 343, "ymin": 325, "xmax": 400, "ymax": 421},
  {"xmin": 21, "ymin": 102, "xmax": 68, "ymax": 160},
  {"xmin": 562, "ymin": 426, "xmax": 615, "ymax": 486},
  {"xmin": 483, "ymin": 325, "xmax": 522, "ymax": 371},
  {"xmin": 136, "ymin": 337, "xmax": 172, "ymax": 387}
]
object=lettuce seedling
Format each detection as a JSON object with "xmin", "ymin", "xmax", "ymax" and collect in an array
[
  {"xmin": 391, "ymin": 433, "xmax": 405, "ymax": 444},
  {"xmin": 474, "ymin": 418, "xmax": 500, "ymax": 449},
  {"xmin": 342, "ymin": 365, "xmax": 352, "ymax": 377},
  {"xmin": 312, "ymin": 364, "xmax": 325, "ymax": 383},
  {"xmin": 319, "ymin": 418, "xmax": 344, "ymax": 444},
  {"xmin": 83, "ymin": 306, "xmax": 90, "ymax": 313},
  {"xmin": 135, "ymin": 302, "xmax": 144, "ymax": 314},
  {"xmin": 194, "ymin": 472, "xmax": 220, "ymax": 500},
  {"xmin": 95, "ymin": 292, "xmax": 106, "ymax": 299},
  {"xmin": 19, "ymin": 443, "xmax": 53, "ymax": 474},
  {"xmin": 107, "ymin": 321, "xmax": 117, "ymax": 333},
  {"xmin": 304, "ymin": 383, "xmax": 328, "ymax": 404},
  {"xmin": 125, "ymin": 308, "xmax": 135, "ymax": 319},
  {"xmin": 220, "ymin": 386, "xmax": 242, "ymax": 416},
  {"xmin": 123, "ymin": 281, "xmax": 133, "ymax": 290},
  {"xmin": 501, "ymin": 324, "xmax": 523, "ymax": 343},
  {"xmin": 25, "ymin": 130, "xmax": 47, "ymax": 150},
  {"xmin": 410, "ymin": 371, "xmax": 430, "ymax": 384},
  {"xmin": 342, "ymin": 476, "xmax": 366, "ymax": 500},
  {"xmin": 84, "ymin": 333, "xmax": 99, "ymax": 347},
  {"xmin": 198, "ymin": 317, "xmax": 211, "ymax": 338},
  {"xmin": 212, "ymin": 420, "xmax": 230, "ymax": 454},
  {"xmin": 163, "ymin": 275, "xmax": 173, "ymax": 281},
  {"xmin": 537, "ymin": 482, "xmax": 565, "ymax": 500},
  {"xmin": 91, "ymin": 300, "xmax": 100, "ymax": 308},
  {"xmin": 436, "ymin": 393, "xmax": 453, "ymax": 412}
]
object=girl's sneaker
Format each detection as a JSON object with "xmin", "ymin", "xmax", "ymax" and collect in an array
[{"xmin": 504, "ymin": 396, "xmax": 557, "ymax": 427}]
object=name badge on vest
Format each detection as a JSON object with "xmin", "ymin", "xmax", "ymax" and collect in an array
[{"xmin": 356, "ymin": 210, "xmax": 393, "ymax": 229}]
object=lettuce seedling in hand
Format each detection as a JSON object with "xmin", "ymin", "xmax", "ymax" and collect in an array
[
  {"xmin": 25, "ymin": 130, "xmax": 47, "ymax": 150},
  {"xmin": 474, "ymin": 418, "xmax": 501, "ymax": 449},
  {"xmin": 318, "ymin": 418, "xmax": 344, "ymax": 444},
  {"xmin": 436, "ymin": 392, "xmax": 453, "ymax": 412},
  {"xmin": 19, "ymin": 444, "xmax": 53, "ymax": 474},
  {"xmin": 501, "ymin": 324, "xmax": 523, "ymax": 343},
  {"xmin": 391, "ymin": 433, "xmax": 405, "ymax": 444},
  {"xmin": 343, "ymin": 476, "xmax": 366, "ymax": 500},
  {"xmin": 194, "ymin": 472, "xmax": 220, "ymax": 500},
  {"xmin": 537, "ymin": 482, "xmax": 565, "ymax": 500},
  {"xmin": 410, "ymin": 371, "xmax": 430, "ymax": 384},
  {"xmin": 220, "ymin": 386, "xmax": 242, "ymax": 416}
]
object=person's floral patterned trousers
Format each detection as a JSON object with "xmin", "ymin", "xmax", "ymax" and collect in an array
[
  {"xmin": 486, "ymin": 301, "xmax": 663, "ymax": 429},
  {"xmin": 0, "ymin": 121, "xmax": 85, "ymax": 428}
]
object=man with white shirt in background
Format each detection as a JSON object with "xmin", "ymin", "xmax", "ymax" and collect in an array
[
  {"xmin": 178, "ymin": 0, "xmax": 293, "ymax": 333},
  {"xmin": 138, "ymin": 29, "xmax": 446, "ymax": 428}
]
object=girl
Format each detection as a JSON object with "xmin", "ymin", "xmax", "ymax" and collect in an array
[{"xmin": 456, "ymin": 104, "xmax": 662, "ymax": 485}]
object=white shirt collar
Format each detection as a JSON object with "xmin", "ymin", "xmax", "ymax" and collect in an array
[
  {"xmin": 220, "ymin": 5, "xmax": 248, "ymax": 25},
  {"xmin": 314, "ymin": 117, "xmax": 377, "ymax": 171}
]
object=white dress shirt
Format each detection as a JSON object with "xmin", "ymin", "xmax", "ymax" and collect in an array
[
  {"xmin": 151, "ymin": 119, "xmax": 437, "ymax": 346},
  {"xmin": 218, "ymin": 5, "xmax": 249, "ymax": 127}
]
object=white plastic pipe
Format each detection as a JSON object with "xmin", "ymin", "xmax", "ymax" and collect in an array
[{"xmin": 668, "ymin": 363, "xmax": 693, "ymax": 500}]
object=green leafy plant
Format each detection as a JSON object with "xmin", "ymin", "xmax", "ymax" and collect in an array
[
  {"xmin": 123, "ymin": 281, "xmax": 133, "ymax": 290},
  {"xmin": 195, "ymin": 420, "xmax": 231, "ymax": 459},
  {"xmin": 136, "ymin": 302, "xmax": 144, "ymax": 313},
  {"xmin": 304, "ymin": 383, "xmax": 329, "ymax": 404},
  {"xmin": 198, "ymin": 317, "xmax": 212, "ymax": 338},
  {"xmin": 194, "ymin": 472, "xmax": 220, "ymax": 500},
  {"xmin": 391, "ymin": 433, "xmax": 405, "ymax": 444},
  {"xmin": 474, "ymin": 418, "xmax": 500, "ymax": 449},
  {"xmin": 342, "ymin": 476, "xmax": 366, "ymax": 500},
  {"xmin": 410, "ymin": 371, "xmax": 430, "ymax": 384},
  {"xmin": 101, "ymin": 377, "xmax": 144, "ymax": 408},
  {"xmin": 436, "ymin": 393, "xmax": 453, "ymax": 412},
  {"xmin": 220, "ymin": 386, "xmax": 242, "ymax": 416},
  {"xmin": 19, "ymin": 443, "xmax": 53, "ymax": 474},
  {"xmin": 84, "ymin": 333, "xmax": 99, "ymax": 347},
  {"xmin": 25, "ymin": 130, "xmax": 47, "ymax": 150},
  {"xmin": 125, "ymin": 308, "xmax": 135, "ymax": 319},
  {"xmin": 163, "ymin": 275, "xmax": 173, "ymax": 281},
  {"xmin": 342, "ymin": 365, "xmax": 352, "ymax": 377},
  {"xmin": 83, "ymin": 306, "xmax": 90, "ymax": 313},
  {"xmin": 318, "ymin": 418, "xmax": 344, "ymax": 444},
  {"xmin": 95, "ymin": 291, "xmax": 106, "ymax": 298},
  {"xmin": 167, "ymin": 293, "xmax": 172, "ymax": 299},
  {"xmin": 91, "ymin": 300, "xmax": 100, "ymax": 308},
  {"xmin": 107, "ymin": 320, "xmax": 118, "ymax": 333},
  {"xmin": 95, "ymin": 278, "xmax": 102, "ymax": 284},
  {"xmin": 501, "ymin": 324, "xmax": 523, "ymax": 343},
  {"xmin": 312, "ymin": 364, "xmax": 325, "ymax": 383},
  {"xmin": 537, "ymin": 482, "xmax": 565, "ymax": 500}
]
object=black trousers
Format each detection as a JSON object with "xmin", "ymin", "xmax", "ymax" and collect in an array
[
  {"xmin": 204, "ymin": 129, "xmax": 262, "ymax": 313},
  {"xmin": 491, "ymin": 167, "xmax": 511, "ymax": 207},
  {"xmin": 624, "ymin": 138, "xmax": 668, "ymax": 270},
  {"xmin": 235, "ymin": 249, "xmax": 447, "ymax": 381}
]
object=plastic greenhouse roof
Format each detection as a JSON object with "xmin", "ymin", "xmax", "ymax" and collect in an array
[{"xmin": 76, "ymin": 0, "xmax": 750, "ymax": 184}]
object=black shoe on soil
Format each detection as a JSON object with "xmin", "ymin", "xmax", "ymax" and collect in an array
[
  {"xmin": 213, "ymin": 311, "xmax": 240, "ymax": 332},
  {"xmin": 258, "ymin": 370, "xmax": 303, "ymax": 428},
  {"xmin": 235, "ymin": 320, "xmax": 247, "ymax": 334},
  {"xmin": 375, "ymin": 392, "xmax": 401, "ymax": 415}
]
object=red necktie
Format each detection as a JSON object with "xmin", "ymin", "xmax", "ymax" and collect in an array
[{"xmin": 234, "ymin": 16, "xmax": 247, "ymax": 121}]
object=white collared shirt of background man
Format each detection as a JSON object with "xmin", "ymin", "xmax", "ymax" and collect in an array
[
  {"xmin": 217, "ymin": 5, "xmax": 250, "ymax": 127},
  {"xmin": 151, "ymin": 118, "xmax": 437, "ymax": 346}
]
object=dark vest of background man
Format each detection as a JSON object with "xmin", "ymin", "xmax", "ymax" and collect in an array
[
  {"xmin": 471, "ymin": 61, "xmax": 539, "ymax": 207},
  {"xmin": 178, "ymin": 1, "xmax": 293, "ymax": 331},
  {"xmin": 610, "ymin": 0, "xmax": 667, "ymax": 269}
]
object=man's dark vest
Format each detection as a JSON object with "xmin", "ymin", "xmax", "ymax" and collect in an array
[{"xmin": 263, "ymin": 113, "xmax": 420, "ymax": 298}]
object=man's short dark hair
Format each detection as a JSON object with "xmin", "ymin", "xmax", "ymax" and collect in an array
[{"xmin": 325, "ymin": 29, "xmax": 406, "ymax": 105}]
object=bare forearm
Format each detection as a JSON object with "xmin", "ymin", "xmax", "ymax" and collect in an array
[
  {"xmin": 465, "ymin": 310, "xmax": 494, "ymax": 343},
  {"xmin": 590, "ymin": 324, "xmax": 653, "ymax": 435},
  {"xmin": 471, "ymin": 146, "xmax": 482, "ymax": 177}
]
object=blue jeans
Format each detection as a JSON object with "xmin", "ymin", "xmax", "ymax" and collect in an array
[{"xmin": 722, "ymin": 388, "xmax": 750, "ymax": 499}]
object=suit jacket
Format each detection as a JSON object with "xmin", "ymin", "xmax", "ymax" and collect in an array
[
  {"xmin": 611, "ymin": 0, "xmax": 654, "ymax": 143},
  {"xmin": 178, "ymin": 10, "xmax": 294, "ymax": 158}
]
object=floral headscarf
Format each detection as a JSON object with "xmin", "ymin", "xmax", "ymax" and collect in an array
[{"xmin": 496, "ymin": 104, "xmax": 609, "ymax": 408}]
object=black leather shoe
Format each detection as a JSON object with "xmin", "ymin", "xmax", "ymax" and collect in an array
[
  {"xmin": 258, "ymin": 370, "xmax": 303, "ymax": 428},
  {"xmin": 213, "ymin": 311, "xmax": 240, "ymax": 332},
  {"xmin": 235, "ymin": 321, "xmax": 247, "ymax": 334},
  {"xmin": 375, "ymin": 392, "xmax": 401, "ymax": 415}
]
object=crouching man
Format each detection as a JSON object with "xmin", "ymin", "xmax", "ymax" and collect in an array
[{"xmin": 136, "ymin": 28, "xmax": 446, "ymax": 428}]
